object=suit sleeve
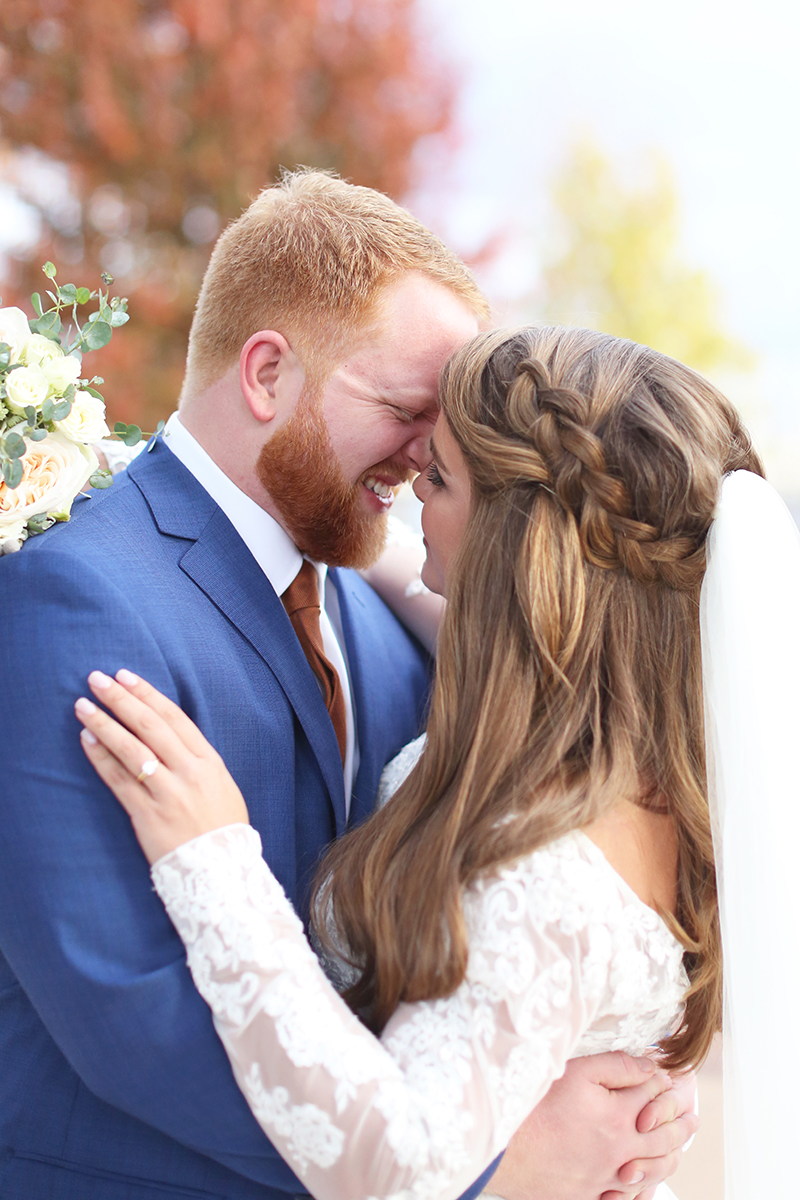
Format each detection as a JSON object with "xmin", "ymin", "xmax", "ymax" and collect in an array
[{"xmin": 0, "ymin": 546, "xmax": 302, "ymax": 1190}]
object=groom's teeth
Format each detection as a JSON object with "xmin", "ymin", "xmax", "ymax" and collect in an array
[{"xmin": 364, "ymin": 477, "xmax": 394, "ymax": 500}]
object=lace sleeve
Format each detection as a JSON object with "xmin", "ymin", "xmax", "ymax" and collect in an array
[{"xmin": 151, "ymin": 824, "xmax": 610, "ymax": 1200}]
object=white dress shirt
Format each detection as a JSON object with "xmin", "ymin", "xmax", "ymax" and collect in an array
[{"xmin": 163, "ymin": 413, "xmax": 358, "ymax": 812}]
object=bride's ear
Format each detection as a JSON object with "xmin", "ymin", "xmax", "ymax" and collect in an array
[{"xmin": 239, "ymin": 331, "xmax": 305, "ymax": 424}]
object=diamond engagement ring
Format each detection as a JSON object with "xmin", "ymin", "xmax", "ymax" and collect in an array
[{"xmin": 136, "ymin": 759, "xmax": 159, "ymax": 784}]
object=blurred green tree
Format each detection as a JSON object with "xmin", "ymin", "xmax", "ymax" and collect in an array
[
  {"xmin": 0, "ymin": 0, "xmax": 454, "ymax": 427},
  {"xmin": 542, "ymin": 141, "xmax": 751, "ymax": 373}
]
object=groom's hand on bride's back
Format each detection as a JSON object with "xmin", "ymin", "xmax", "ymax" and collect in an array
[{"xmin": 486, "ymin": 1051, "xmax": 698, "ymax": 1200}]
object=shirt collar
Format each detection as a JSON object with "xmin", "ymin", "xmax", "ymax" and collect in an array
[{"xmin": 163, "ymin": 412, "xmax": 323, "ymax": 597}]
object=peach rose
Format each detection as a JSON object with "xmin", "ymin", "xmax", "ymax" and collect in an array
[{"xmin": 0, "ymin": 432, "xmax": 98, "ymax": 553}]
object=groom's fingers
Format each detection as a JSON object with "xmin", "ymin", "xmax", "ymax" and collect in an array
[
  {"xmin": 582, "ymin": 1050, "xmax": 661, "ymax": 1091},
  {"xmin": 610, "ymin": 1109, "xmax": 698, "ymax": 1196},
  {"xmin": 113, "ymin": 669, "xmax": 213, "ymax": 758},
  {"xmin": 637, "ymin": 1068, "xmax": 696, "ymax": 1132},
  {"xmin": 86, "ymin": 672, "xmax": 196, "ymax": 772}
]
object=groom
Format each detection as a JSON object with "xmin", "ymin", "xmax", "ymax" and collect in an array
[{"xmin": 0, "ymin": 172, "xmax": 692, "ymax": 1200}]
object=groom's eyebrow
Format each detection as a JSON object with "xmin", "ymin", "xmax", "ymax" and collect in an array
[{"xmin": 429, "ymin": 436, "xmax": 449, "ymax": 474}]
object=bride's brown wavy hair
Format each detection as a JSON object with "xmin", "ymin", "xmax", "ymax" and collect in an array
[{"xmin": 313, "ymin": 326, "xmax": 762, "ymax": 1070}]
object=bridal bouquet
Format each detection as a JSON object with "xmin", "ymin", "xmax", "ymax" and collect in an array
[{"xmin": 0, "ymin": 263, "xmax": 145, "ymax": 555}]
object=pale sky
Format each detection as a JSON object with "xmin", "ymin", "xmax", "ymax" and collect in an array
[
  {"xmin": 1, "ymin": 0, "xmax": 797, "ymax": 498},
  {"xmin": 412, "ymin": 0, "xmax": 800, "ymax": 501}
]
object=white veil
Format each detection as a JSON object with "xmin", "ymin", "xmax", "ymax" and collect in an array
[{"xmin": 700, "ymin": 470, "xmax": 800, "ymax": 1198}]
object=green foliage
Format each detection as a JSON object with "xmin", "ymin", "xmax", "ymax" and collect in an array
[
  {"xmin": 542, "ymin": 141, "xmax": 752, "ymax": 373},
  {"xmin": 89, "ymin": 468, "xmax": 114, "ymax": 489},
  {"xmin": 114, "ymin": 421, "xmax": 143, "ymax": 447},
  {"xmin": 26, "ymin": 512, "xmax": 56, "ymax": 535}
]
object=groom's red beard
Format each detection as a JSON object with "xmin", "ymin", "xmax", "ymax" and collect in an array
[{"xmin": 256, "ymin": 398, "xmax": 410, "ymax": 569}]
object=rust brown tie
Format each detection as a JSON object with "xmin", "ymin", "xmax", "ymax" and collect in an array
[{"xmin": 282, "ymin": 560, "xmax": 347, "ymax": 765}]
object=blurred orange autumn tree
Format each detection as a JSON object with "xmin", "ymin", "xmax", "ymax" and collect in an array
[{"xmin": 0, "ymin": 0, "xmax": 455, "ymax": 429}]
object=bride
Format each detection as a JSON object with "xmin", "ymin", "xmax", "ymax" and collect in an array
[{"xmin": 74, "ymin": 325, "xmax": 800, "ymax": 1200}]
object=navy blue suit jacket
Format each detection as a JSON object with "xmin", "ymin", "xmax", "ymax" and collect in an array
[{"xmin": 0, "ymin": 443, "xmax": 500, "ymax": 1199}]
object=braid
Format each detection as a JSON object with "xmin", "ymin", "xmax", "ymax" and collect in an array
[{"xmin": 469, "ymin": 347, "xmax": 713, "ymax": 592}]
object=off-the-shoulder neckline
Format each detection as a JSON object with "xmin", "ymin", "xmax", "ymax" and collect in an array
[{"xmin": 572, "ymin": 829, "xmax": 683, "ymax": 952}]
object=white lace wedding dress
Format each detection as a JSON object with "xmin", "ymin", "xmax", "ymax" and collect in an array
[{"xmin": 152, "ymin": 737, "xmax": 686, "ymax": 1200}]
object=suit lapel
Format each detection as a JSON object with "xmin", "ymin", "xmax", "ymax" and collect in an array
[{"xmin": 128, "ymin": 445, "xmax": 347, "ymax": 827}]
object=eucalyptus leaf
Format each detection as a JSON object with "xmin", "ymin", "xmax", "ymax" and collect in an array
[
  {"xmin": 24, "ymin": 405, "xmax": 36, "ymax": 424},
  {"xmin": 50, "ymin": 400, "xmax": 72, "ymax": 422},
  {"xmin": 3, "ymin": 458, "xmax": 23, "ymax": 489},
  {"xmin": 0, "ymin": 344, "xmax": 11, "ymax": 368},
  {"xmin": 75, "ymin": 287, "xmax": 91, "ymax": 305},
  {"xmin": 59, "ymin": 284, "xmax": 77, "ymax": 302},
  {"xmin": 42, "ymin": 261, "xmax": 57, "ymax": 279},
  {"xmin": 32, "ymin": 311, "xmax": 62, "ymax": 339},
  {"xmin": 27, "ymin": 427, "xmax": 47, "ymax": 442},
  {"xmin": 114, "ymin": 421, "xmax": 128, "ymax": 434},
  {"xmin": 84, "ymin": 386, "xmax": 105, "ymax": 401},
  {"xmin": 122, "ymin": 424, "xmax": 143, "ymax": 448},
  {"xmin": 109, "ymin": 311, "xmax": 129, "ymax": 327},
  {"xmin": 31, "ymin": 292, "xmax": 43, "ymax": 316},
  {"xmin": 145, "ymin": 420, "xmax": 166, "ymax": 452},
  {"xmin": 26, "ymin": 513, "xmax": 55, "ymax": 536},
  {"xmin": 89, "ymin": 469, "xmax": 114, "ymax": 489},
  {"xmin": 4, "ymin": 432, "xmax": 26, "ymax": 458},
  {"xmin": 81, "ymin": 319, "xmax": 112, "ymax": 350},
  {"xmin": 41, "ymin": 399, "xmax": 55, "ymax": 423}
]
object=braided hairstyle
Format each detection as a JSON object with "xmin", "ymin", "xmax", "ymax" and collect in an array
[{"xmin": 315, "ymin": 326, "xmax": 762, "ymax": 1070}]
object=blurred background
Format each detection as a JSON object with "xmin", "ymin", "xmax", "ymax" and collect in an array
[
  {"xmin": 1, "ymin": 3, "xmax": 797, "ymax": 1192},
  {"xmin": 0, "ymin": 0, "xmax": 797, "ymax": 523}
]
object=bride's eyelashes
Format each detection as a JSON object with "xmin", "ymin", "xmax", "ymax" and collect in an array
[{"xmin": 426, "ymin": 462, "xmax": 445, "ymax": 488}]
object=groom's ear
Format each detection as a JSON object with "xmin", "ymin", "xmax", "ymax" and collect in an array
[{"xmin": 240, "ymin": 331, "xmax": 304, "ymax": 423}]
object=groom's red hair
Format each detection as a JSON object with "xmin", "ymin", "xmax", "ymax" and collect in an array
[{"xmin": 182, "ymin": 169, "xmax": 489, "ymax": 396}]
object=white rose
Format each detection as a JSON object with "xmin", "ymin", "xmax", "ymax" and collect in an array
[
  {"xmin": 55, "ymin": 390, "xmax": 110, "ymax": 443},
  {"xmin": 0, "ymin": 516, "xmax": 28, "ymax": 554},
  {"xmin": 42, "ymin": 353, "xmax": 82, "ymax": 397},
  {"xmin": 0, "ymin": 306, "xmax": 33, "ymax": 363},
  {"xmin": 23, "ymin": 333, "xmax": 66, "ymax": 369},
  {"xmin": 0, "ymin": 432, "xmax": 98, "ymax": 539},
  {"xmin": 5, "ymin": 364, "xmax": 50, "ymax": 414}
]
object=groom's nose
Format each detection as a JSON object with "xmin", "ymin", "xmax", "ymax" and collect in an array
[
  {"xmin": 401, "ymin": 416, "xmax": 437, "ymax": 474},
  {"xmin": 402, "ymin": 432, "xmax": 433, "ymax": 475}
]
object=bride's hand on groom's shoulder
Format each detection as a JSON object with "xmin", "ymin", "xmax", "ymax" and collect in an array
[{"xmin": 74, "ymin": 669, "xmax": 249, "ymax": 865}]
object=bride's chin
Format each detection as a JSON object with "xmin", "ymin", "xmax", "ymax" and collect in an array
[{"xmin": 420, "ymin": 559, "xmax": 445, "ymax": 598}]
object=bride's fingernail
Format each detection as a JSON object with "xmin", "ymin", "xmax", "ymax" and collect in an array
[
  {"xmin": 116, "ymin": 669, "xmax": 139, "ymax": 686},
  {"xmin": 75, "ymin": 697, "xmax": 97, "ymax": 715},
  {"xmin": 80, "ymin": 728, "xmax": 98, "ymax": 745},
  {"xmin": 88, "ymin": 670, "xmax": 113, "ymax": 689},
  {"xmin": 630, "ymin": 1172, "xmax": 645, "ymax": 1185}
]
